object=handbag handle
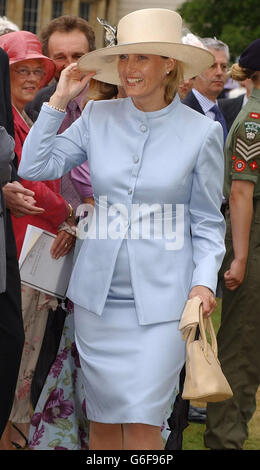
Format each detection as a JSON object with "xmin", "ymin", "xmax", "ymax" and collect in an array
[
  {"xmin": 198, "ymin": 306, "xmax": 218, "ymax": 360},
  {"xmin": 186, "ymin": 304, "xmax": 218, "ymax": 362}
]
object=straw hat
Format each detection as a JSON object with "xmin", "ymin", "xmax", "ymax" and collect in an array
[
  {"xmin": 78, "ymin": 9, "xmax": 214, "ymax": 85},
  {"xmin": 0, "ymin": 30, "xmax": 55, "ymax": 87}
]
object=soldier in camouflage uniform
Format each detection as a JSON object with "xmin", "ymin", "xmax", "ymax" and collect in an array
[{"xmin": 204, "ymin": 38, "xmax": 260, "ymax": 450}]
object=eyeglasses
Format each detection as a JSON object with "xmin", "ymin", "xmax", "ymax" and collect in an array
[{"xmin": 14, "ymin": 67, "xmax": 45, "ymax": 78}]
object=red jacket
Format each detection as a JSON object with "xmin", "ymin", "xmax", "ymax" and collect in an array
[{"xmin": 11, "ymin": 106, "xmax": 69, "ymax": 258}]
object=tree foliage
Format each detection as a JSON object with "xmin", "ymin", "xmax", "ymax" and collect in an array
[{"xmin": 177, "ymin": 0, "xmax": 260, "ymax": 61}]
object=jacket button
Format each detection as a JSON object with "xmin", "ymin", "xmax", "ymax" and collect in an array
[
  {"xmin": 140, "ymin": 124, "xmax": 147, "ymax": 132},
  {"xmin": 133, "ymin": 155, "xmax": 139, "ymax": 163},
  {"xmin": 128, "ymin": 188, "xmax": 132, "ymax": 195}
]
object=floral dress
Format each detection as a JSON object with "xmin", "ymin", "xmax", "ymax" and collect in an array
[{"xmin": 29, "ymin": 304, "xmax": 89, "ymax": 450}]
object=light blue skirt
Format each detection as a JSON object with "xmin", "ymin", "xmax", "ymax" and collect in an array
[{"xmin": 74, "ymin": 241, "xmax": 185, "ymax": 426}]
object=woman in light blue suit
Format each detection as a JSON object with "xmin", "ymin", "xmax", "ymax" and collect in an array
[{"xmin": 19, "ymin": 9, "xmax": 225, "ymax": 450}]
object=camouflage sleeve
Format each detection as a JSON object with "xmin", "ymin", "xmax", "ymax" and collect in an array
[{"xmin": 231, "ymin": 111, "xmax": 260, "ymax": 184}]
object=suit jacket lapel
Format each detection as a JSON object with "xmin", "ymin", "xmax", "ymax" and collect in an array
[{"xmin": 182, "ymin": 91, "xmax": 205, "ymax": 115}]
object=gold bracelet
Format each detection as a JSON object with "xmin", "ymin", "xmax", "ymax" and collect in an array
[
  {"xmin": 47, "ymin": 102, "xmax": 66, "ymax": 113},
  {"xmin": 58, "ymin": 221, "xmax": 77, "ymax": 236},
  {"xmin": 67, "ymin": 203, "xmax": 73, "ymax": 218}
]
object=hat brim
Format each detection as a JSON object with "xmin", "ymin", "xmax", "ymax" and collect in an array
[
  {"xmin": 78, "ymin": 42, "xmax": 214, "ymax": 84},
  {"xmin": 9, "ymin": 54, "xmax": 55, "ymax": 87}
]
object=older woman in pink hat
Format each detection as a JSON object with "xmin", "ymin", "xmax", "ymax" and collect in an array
[{"xmin": 0, "ymin": 31, "xmax": 76, "ymax": 449}]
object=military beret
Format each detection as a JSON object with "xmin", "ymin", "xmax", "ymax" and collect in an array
[{"xmin": 239, "ymin": 38, "xmax": 260, "ymax": 71}]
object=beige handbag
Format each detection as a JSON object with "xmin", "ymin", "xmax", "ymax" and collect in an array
[{"xmin": 180, "ymin": 297, "xmax": 233, "ymax": 403}]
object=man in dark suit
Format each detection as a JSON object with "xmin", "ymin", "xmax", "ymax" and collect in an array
[
  {"xmin": 182, "ymin": 37, "xmax": 229, "ymax": 141},
  {"xmin": 182, "ymin": 37, "xmax": 229, "ymax": 425}
]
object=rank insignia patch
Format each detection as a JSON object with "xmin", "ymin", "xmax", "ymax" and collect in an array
[
  {"xmin": 234, "ymin": 160, "xmax": 246, "ymax": 172},
  {"xmin": 244, "ymin": 121, "xmax": 260, "ymax": 140},
  {"xmin": 249, "ymin": 161, "xmax": 258, "ymax": 171},
  {"xmin": 235, "ymin": 137, "xmax": 260, "ymax": 161}
]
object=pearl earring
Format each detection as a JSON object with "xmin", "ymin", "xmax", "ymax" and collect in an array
[{"xmin": 166, "ymin": 71, "xmax": 170, "ymax": 75}]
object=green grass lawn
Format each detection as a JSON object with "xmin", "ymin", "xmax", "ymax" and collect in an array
[
  {"xmin": 182, "ymin": 298, "xmax": 260, "ymax": 450},
  {"xmin": 182, "ymin": 414, "xmax": 260, "ymax": 450}
]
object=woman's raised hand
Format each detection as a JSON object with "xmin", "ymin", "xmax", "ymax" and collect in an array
[{"xmin": 49, "ymin": 63, "xmax": 96, "ymax": 110}]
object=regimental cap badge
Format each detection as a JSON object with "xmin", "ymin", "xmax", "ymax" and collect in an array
[{"xmin": 97, "ymin": 17, "xmax": 117, "ymax": 47}]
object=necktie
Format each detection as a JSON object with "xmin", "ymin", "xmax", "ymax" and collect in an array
[
  {"xmin": 210, "ymin": 104, "xmax": 228, "ymax": 143},
  {"xmin": 58, "ymin": 100, "xmax": 81, "ymax": 134},
  {"xmin": 58, "ymin": 100, "xmax": 82, "ymax": 211}
]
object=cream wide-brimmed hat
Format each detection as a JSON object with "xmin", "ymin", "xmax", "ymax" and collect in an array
[{"xmin": 78, "ymin": 8, "xmax": 214, "ymax": 84}]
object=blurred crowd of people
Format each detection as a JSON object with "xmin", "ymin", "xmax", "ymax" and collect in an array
[{"xmin": 0, "ymin": 9, "xmax": 259, "ymax": 451}]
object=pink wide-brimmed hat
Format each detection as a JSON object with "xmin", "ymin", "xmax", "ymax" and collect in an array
[{"xmin": 0, "ymin": 30, "xmax": 55, "ymax": 87}]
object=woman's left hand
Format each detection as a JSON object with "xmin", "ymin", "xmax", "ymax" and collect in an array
[
  {"xmin": 189, "ymin": 285, "xmax": 216, "ymax": 317},
  {"xmin": 50, "ymin": 230, "xmax": 75, "ymax": 259}
]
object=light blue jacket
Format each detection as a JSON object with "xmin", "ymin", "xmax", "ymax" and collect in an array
[{"xmin": 19, "ymin": 95, "xmax": 225, "ymax": 325}]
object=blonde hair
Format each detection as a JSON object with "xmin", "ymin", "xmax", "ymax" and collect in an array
[
  {"xmin": 83, "ymin": 79, "xmax": 118, "ymax": 108},
  {"xmin": 84, "ymin": 59, "xmax": 184, "ymax": 107},
  {"xmin": 230, "ymin": 63, "xmax": 258, "ymax": 82},
  {"xmin": 163, "ymin": 60, "xmax": 184, "ymax": 105}
]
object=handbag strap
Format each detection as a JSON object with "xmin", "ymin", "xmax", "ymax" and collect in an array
[
  {"xmin": 186, "ymin": 305, "xmax": 218, "ymax": 361},
  {"xmin": 198, "ymin": 306, "xmax": 218, "ymax": 359},
  {"xmin": 185, "ymin": 323, "xmax": 197, "ymax": 347}
]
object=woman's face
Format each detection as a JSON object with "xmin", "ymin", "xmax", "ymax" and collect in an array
[
  {"xmin": 117, "ymin": 53, "xmax": 175, "ymax": 111},
  {"xmin": 10, "ymin": 59, "xmax": 45, "ymax": 112}
]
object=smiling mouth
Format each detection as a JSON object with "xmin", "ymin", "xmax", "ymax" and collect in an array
[{"xmin": 126, "ymin": 78, "xmax": 143, "ymax": 85}]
